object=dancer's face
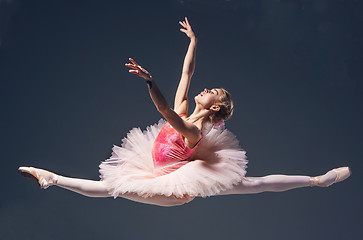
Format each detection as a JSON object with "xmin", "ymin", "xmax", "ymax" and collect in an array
[{"xmin": 195, "ymin": 88, "xmax": 222, "ymax": 111}]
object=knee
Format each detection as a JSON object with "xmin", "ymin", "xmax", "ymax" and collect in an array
[
  {"xmin": 245, "ymin": 177, "xmax": 264, "ymax": 190},
  {"xmin": 170, "ymin": 194, "xmax": 195, "ymax": 206}
]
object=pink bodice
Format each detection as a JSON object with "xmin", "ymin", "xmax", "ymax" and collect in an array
[{"xmin": 152, "ymin": 117, "xmax": 201, "ymax": 175}]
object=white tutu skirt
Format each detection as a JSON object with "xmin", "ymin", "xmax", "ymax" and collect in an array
[{"xmin": 99, "ymin": 119, "xmax": 248, "ymax": 198}]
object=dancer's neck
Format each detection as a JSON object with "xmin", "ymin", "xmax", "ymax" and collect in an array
[{"xmin": 187, "ymin": 106, "xmax": 211, "ymax": 130}]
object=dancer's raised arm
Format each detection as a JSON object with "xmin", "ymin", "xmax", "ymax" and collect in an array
[
  {"xmin": 174, "ymin": 17, "xmax": 197, "ymax": 115},
  {"xmin": 125, "ymin": 58, "xmax": 201, "ymax": 146}
]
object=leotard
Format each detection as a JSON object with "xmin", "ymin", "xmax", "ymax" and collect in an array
[{"xmin": 152, "ymin": 115, "xmax": 201, "ymax": 175}]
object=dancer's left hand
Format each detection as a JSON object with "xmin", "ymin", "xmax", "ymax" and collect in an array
[{"xmin": 125, "ymin": 58, "xmax": 153, "ymax": 81}]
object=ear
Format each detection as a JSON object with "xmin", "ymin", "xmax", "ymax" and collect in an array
[{"xmin": 210, "ymin": 104, "xmax": 220, "ymax": 112}]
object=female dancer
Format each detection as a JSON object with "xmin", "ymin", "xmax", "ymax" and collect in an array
[{"xmin": 19, "ymin": 17, "xmax": 351, "ymax": 207}]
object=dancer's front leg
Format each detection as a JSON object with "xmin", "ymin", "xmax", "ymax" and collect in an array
[
  {"xmin": 57, "ymin": 176, "xmax": 110, "ymax": 197},
  {"xmin": 57, "ymin": 176, "xmax": 191, "ymax": 206},
  {"xmin": 19, "ymin": 167, "xmax": 189, "ymax": 207},
  {"xmin": 19, "ymin": 167, "xmax": 112, "ymax": 197},
  {"xmin": 57, "ymin": 176, "xmax": 189, "ymax": 206}
]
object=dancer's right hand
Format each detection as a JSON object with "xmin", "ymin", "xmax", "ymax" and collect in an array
[
  {"xmin": 125, "ymin": 58, "xmax": 153, "ymax": 81},
  {"xmin": 179, "ymin": 17, "xmax": 196, "ymax": 40}
]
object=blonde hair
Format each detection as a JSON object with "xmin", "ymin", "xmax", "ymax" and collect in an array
[{"xmin": 209, "ymin": 88, "xmax": 234, "ymax": 124}]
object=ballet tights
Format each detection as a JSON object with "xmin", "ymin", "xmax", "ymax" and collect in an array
[
  {"xmin": 56, "ymin": 174, "xmax": 312, "ymax": 206},
  {"xmin": 56, "ymin": 176, "xmax": 188, "ymax": 207},
  {"xmin": 218, "ymin": 175, "xmax": 310, "ymax": 195}
]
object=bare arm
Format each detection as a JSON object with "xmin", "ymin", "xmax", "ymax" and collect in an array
[
  {"xmin": 125, "ymin": 58, "xmax": 201, "ymax": 145},
  {"xmin": 174, "ymin": 17, "xmax": 197, "ymax": 115}
]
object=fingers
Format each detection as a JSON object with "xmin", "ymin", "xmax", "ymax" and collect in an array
[
  {"xmin": 179, "ymin": 21, "xmax": 187, "ymax": 28},
  {"xmin": 125, "ymin": 59, "xmax": 149, "ymax": 78},
  {"xmin": 129, "ymin": 69, "xmax": 139, "ymax": 74},
  {"xmin": 185, "ymin": 17, "xmax": 190, "ymax": 26},
  {"xmin": 180, "ymin": 17, "xmax": 190, "ymax": 27},
  {"xmin": 125, "ymin": 63, "xmax": 139, "ymax": 70},
  {"xmin": 125, "ymin": 57, "xmax": 142, "ymax": 70},
  {"xmin": 179, "ymin": 17, "xmax": 193, "ymax": 38},
  {"xmin": 179, "ymin": 17, "xmax": 191, "ymax": 28},
  {"xmin": 129, "ymin": 57, "xmax": 139, "ymax": 66}
]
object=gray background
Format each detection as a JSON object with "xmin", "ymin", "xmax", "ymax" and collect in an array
[{"xmin": 1, "ymin": 0, "xmax": 362, "ymax": 239}]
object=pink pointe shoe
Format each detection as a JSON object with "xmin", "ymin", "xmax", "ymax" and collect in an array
[
  {"xmin": 310, "ymin": 167, "xmax": 351, "ymax": 187},
  {"xmin": 18, "ymin": 167, "xmax": 58, "ymax": 189}
]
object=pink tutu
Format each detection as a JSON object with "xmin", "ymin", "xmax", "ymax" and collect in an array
[{"xmin": 99, "ymin": 119, "xmax": 248, "ymax": 198}]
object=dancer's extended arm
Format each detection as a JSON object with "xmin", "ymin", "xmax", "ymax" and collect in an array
[
  {"xmin": 125, "ymin": 58, "xmax": 201, "ymax": 145},
  {"xmin": 174, "ymin": 17, "xmax": 197, "ymax": 115}
]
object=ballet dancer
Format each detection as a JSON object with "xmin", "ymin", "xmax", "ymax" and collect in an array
[{"xmin": 19, "ymin": 17, "xmax": 351, "ymax": 207}]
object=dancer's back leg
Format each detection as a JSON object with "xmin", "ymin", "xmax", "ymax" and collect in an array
[
  {"xmin": 218, "ymin": 175, "xmax": 311, "ymax": 195},
  {"xmin": 218, "ymin": 167, "xmax": 349, "ymax": 195}
]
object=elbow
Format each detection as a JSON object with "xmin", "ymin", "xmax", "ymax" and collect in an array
[
  {"xmin": 182, "ymin": 71, "xmax": 193, "ymax": 77},
  {"xmin": 156, "ymin": 104, "xmax": 170, "ymax": 114}
]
